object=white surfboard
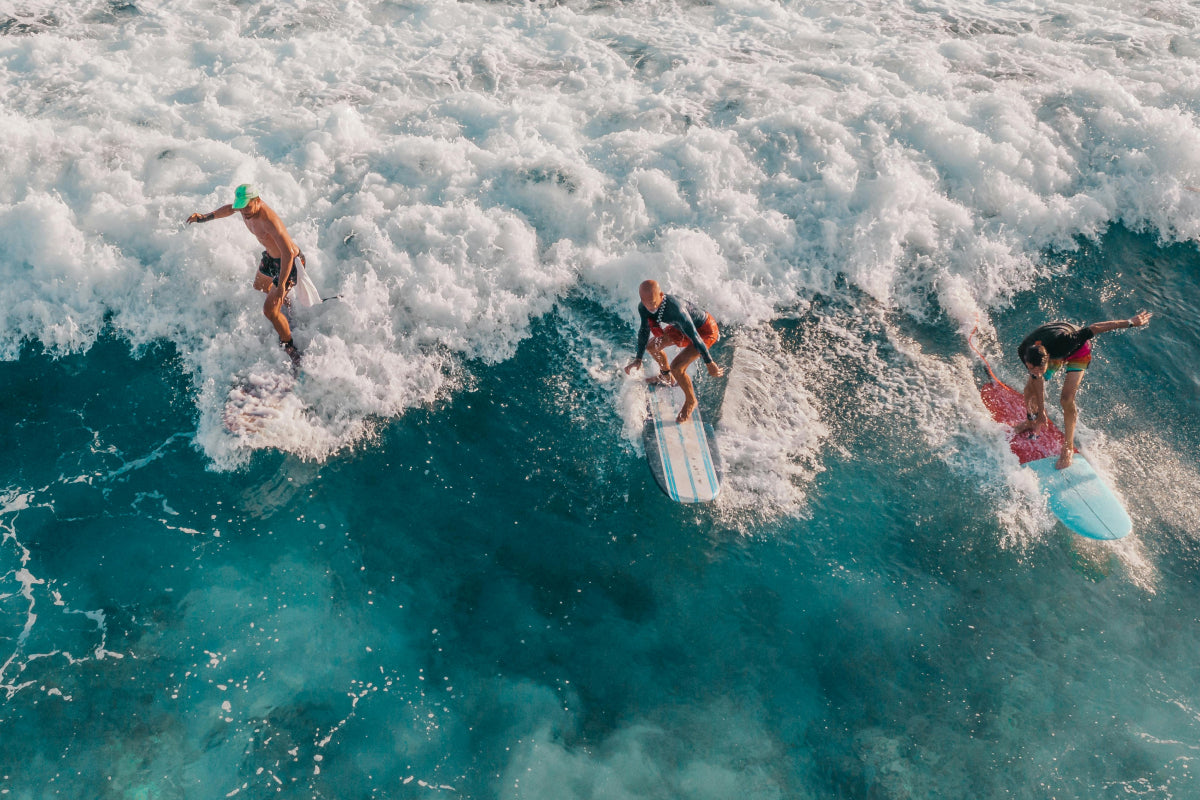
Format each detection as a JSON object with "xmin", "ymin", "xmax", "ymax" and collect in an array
[{"xmin": 642, "ymin": 384, "xmax": 723, "ymax": 503}]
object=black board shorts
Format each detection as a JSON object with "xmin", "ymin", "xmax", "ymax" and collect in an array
[{"xmin": 258, "ymin": 251, "xmax": 303, "ymax": 288}]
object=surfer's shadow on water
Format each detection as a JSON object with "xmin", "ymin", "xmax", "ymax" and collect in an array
[{"xmin": 223, "ymin": 371, "xmax": 301, "ymax": 436}]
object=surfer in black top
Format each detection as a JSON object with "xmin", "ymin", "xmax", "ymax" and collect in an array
[
  {"xmin": 624, "ymin": 280, "xmax": 725, "ymax": 423},
  {"xmin": 1014, "ymin": 311, "xmax": 1151, "ymax": 469}
]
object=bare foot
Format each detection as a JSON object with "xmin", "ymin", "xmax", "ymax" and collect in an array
[
  {"xmin": 676, "ymin": 398, "xmax": 697, "ymax": 424},
  {"xmin": 1055, "ymin": 448, "xmax": 1074, "ymax": 470}
]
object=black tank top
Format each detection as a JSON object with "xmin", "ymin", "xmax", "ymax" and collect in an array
[{"xmin": 1017, "ymin": 322, "xmax": 1094, "ymax": 362}]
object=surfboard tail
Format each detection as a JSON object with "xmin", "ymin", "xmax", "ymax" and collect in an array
[
  {"xmin": 1026, "ymin": 456, "xmax": 1132, "ymax": 540},
  {"xmin": 642, "ymin": 385, "xmax": 721, "ymax": 503}
]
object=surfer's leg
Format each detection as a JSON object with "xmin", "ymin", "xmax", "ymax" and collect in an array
[
  {"xmin": 264, "ymin": 284, "xmax": 294, "ymax": 344},
  {"xmin": 253, "ymin": 271, "xmax": 273, "ymax": 293},
  {"xmin": 670, "ymin": 346, "xmax": 702, "ymax": 423},
  {"xmin": 645, "ymin": 338, "xmax": 675, "ymax": 385},
  {"xmin": 1056, "ymin": 370, "xmax": 1085, "ymax": 469}
]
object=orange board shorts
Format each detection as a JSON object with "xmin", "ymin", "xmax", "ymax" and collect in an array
[{"xmin": 652, "ymin": 314, "xmax": 720, "ymax": 351}]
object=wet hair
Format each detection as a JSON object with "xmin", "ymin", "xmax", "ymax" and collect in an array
[{"xmin": 1024, "ymin": 343, "xmax": 1047, "ymax": 368}]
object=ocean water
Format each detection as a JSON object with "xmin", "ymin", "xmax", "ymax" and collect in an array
[{"xmin": 3, "ymin": 0, "xmax": 1200, "ymax": 797}]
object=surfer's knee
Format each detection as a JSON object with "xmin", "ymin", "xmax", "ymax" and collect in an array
[{"xmin": 671, "ymin": 350, "xmax": 697, "ymax": 373}]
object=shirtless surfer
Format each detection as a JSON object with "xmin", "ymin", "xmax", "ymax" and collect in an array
[
  {"xmin": 624, "ymin": 280, "xmax": 725, "ymax": 423},
  {"xmin": 1013, "ymin": 311, "xmax": 1152, "ymax": 469},
  {"xmin": 186, "ymin": 184, "xmax": 304, "ymax": 366}
]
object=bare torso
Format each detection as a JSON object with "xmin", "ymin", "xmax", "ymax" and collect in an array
[{"xmin": 241, "ymin": 203, "xmax": 296, "ymax": 259}]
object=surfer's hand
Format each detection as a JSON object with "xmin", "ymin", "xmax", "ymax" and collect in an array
[
  {"xmin": 624, "ymin": 358, "xmax": 642, "ymax": 376},
  {"xmin": 1129, "ymin": 310, "xmax": 1152, "ymax": 327},
  {"xmin": 265, "ymin": 283, "xmax": 286, "ymax": 312},
  {"xmin": 706, "ymin": 362, "xmax": 724, "ymax": 378},
  {"xmin": 186, "ymin": 213, "xmax": 202, "ymax": 224}
]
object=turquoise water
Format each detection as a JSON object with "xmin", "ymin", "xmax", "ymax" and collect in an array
[
  {"xmin": 6, "ymin": 0, "xmax": 1200, "ymax": 795},
  {"xmin": 4, "ymin": 229, "xmax": 1200, "ymax": 798}
]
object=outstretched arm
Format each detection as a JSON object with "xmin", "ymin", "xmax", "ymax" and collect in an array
[
  {"xmin": 1088, "ymin": 310, "xmax": 1152, "ymax": 335},
  {"xmin": 186, "ymin": 204, "xmax": 235, "ymax": 224}
]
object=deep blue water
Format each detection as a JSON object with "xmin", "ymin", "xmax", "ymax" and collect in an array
[
  {"xmin": 3, "ymin": 226, "xmax": 1200, "ymax": 799},
  {"xmin": 5, "ymin": 0, "xmax": 1200, "ymax": 792}
]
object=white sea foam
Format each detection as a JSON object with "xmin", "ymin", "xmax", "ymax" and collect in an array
[
  {"xmin": 3, "ymin": 0, "xmax": 1199, "ymax": 484},
  {"xmin": 716, "ymin": 323, "xmax": 827, "ymax": 523}
]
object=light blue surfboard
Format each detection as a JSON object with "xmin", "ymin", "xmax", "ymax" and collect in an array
[
  {"xmin": 1026, "ymin": 456, "xmax": 1132, "ymax": 540},
  {"xmin": 643, "ymin": 384, "xmax": 723, "ymax": 503}
]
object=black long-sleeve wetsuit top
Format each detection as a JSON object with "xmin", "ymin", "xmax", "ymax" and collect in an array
[
  {"xmin": 635, "ymin": 294, "xmax": 715, "ymax": 365},
  {"xmin": 1017, "ymin": 322, "xmax": 1095, "ymax": 363}
]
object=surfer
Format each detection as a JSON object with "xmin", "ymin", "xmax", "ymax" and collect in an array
[
  {"xmin": 624, "ymin": 280, "xmax": 725, "ymax": 423},
  {"xmin": 1013, "ymin": 311, "xmax": 1152, "ymax": 469},
  {"xmin": 186, "ymin": 185, "xmax": 304, "ymax": 367}
]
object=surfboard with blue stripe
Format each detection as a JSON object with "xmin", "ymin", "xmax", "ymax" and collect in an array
[{"xmin": 642, "ymin": 384, "xmax": 723, "ymax": 503}]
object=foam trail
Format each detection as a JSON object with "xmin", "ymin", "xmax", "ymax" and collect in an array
[
  {"xmin": 716, "ymin": 324, "xmax": 827, "ymax": 525},
  {"xmin": 1100, "ymin": 430, "xmax": 1200, "ymax": 544}
]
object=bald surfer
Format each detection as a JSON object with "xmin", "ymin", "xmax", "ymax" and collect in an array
[
  {"xmin": 624, "ymin": 280, "xmax": 725, "ymax": 423},
  {"xmin": 186, "ymin": 184, "xmax": 304, "ymax": 366},
  {"xmin": 1013, "ymin": 311, "xmax": 1152, "ymax": 469}
]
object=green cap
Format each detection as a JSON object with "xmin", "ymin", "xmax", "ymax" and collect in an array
[{"xmin": 232, "ymin": 184, "xmax": 259, "ymax": 209}]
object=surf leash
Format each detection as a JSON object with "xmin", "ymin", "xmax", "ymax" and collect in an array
[{"xmin": 967, "ymin": 317, "xmax": 1016, "ymax": 392}]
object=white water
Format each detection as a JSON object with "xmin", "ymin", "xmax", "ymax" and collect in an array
[{"xmin": 3, "ymin": 0, "xmax": 1200, "ymax": 520}]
